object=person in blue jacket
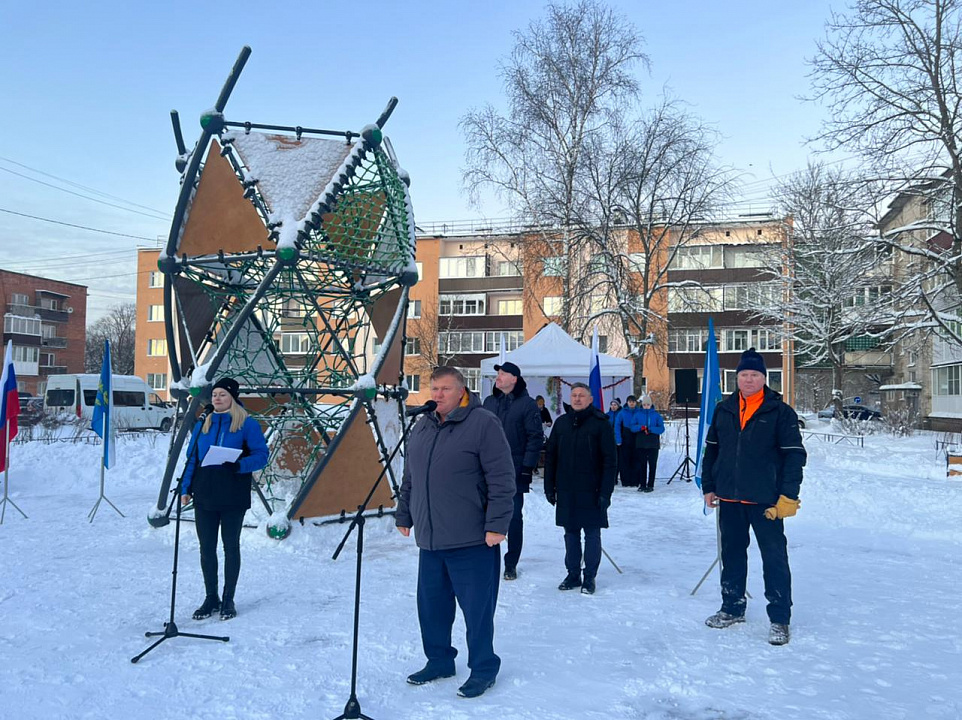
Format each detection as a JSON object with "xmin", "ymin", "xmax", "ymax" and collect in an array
[
  {"xmin": 614, "ymin": 396, "xmax": 642, "ymax": 486},
  {"xmin": 180, "ymin": 377, "xmax": 269, "ymax": 621},
  {"xmin": 606, "ymin": 398, "xmax": 622, "ymax": 426},
  {"xmin": 633, "ymin": 394, "xmax": 665, "ymax": 492}
]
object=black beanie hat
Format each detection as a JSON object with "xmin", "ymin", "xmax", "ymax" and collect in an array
[
  {"xmin": 212, "ymin": 377, "xmax": 241, "ymax": 402},
  {"xmin": 735, "ymin": 348, "xmax": 767, "ymax": 376}
]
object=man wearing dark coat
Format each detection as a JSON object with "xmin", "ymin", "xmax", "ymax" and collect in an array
[
  {"xmin": 701, "ymin": 348, "xmax": 807, "ymax": 646},
  {"xmin": 396, "ymin": 366, "xmax": 516, "ymax": 699},
  {"xmin": 543, "ymin": 382, "xmax": 618, "ymax": 595},
  {"xmin": 483, "ymin": 361, "xmax": 544, "ymax": 581}
]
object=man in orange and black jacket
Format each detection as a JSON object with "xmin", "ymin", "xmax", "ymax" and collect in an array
[{"xmin": 701, "ymin": 348, "xmax": 807, "ymax": 646}]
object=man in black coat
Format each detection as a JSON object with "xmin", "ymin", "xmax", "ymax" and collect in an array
[
  {"xmin": 483, "ymin": 361, "xmax": 544, "ymax": 581},
  {"xmin": 701, "ymin": 348, "xmax": 807, "ymax": 646},
  {"xmin": 543, "ymin": 382, "xmax": 617, "ymax": 595}
]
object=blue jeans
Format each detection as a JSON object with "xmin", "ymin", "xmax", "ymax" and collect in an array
[
  {"xmin": 719, "ymin": 501, "xmax": 792, "ymax": 624},
  {"xmin": 417, "ymin": 543, "xmax": 502, "ymax": 680}
]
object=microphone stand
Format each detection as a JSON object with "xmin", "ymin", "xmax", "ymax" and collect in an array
[
  {"xmin": 132, "ymin": 415, "xmax": 229, "ymax": 663},
  {"xmin": 668, "ymin": 403, "xmax": 695, "ymax": 484},
  {"xmin": 329, "ymin": 402, "xmax": 426, "ymax": 720}
]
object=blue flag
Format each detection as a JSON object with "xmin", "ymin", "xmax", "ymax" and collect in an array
[
  {"xmin": 91, "ymin": 339, "xmax": 115, "ymax": 469},
  {"xmin": 589, "ymin": 326, "xmax": 603, "ymax": 410},
  {"xmin": 694, "ymin": 318, "xmax": 722, "ymax": 490}
]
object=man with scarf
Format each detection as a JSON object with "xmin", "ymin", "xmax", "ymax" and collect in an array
[
  {"xmin": 483, "ymin": 361, "xmax": 544, "ymax": 581},
  {"xmin": 701, "ymin": 348, "xmax": 807, "ymax": 646}
]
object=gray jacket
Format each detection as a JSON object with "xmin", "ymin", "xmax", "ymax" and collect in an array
[{"xmin": 396, "ymin": 392, "xmax": 516, "ymax": 551}]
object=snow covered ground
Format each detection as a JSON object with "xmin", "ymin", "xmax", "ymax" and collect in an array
[{"xmin": 0, "ymin": 425, "xmax": 959, "ymax": 720}]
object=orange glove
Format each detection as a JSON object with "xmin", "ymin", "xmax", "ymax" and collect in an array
[{"xmin": 764, "ymin": 495, "xmax": 800, "ymax": 520}]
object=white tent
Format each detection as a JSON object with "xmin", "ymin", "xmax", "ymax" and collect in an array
[{"xmin": 479, "ymin": 323, "xmax": 634, "ymax": 418}]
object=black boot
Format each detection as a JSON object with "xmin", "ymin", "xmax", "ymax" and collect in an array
[
  {"xmin": 558, "ymin": 574, "xmax": 582, "ymax": 591},
  {"xmin": 220, "ymin": 588, "xmax": 236, "ymax": 620},
  {"xmin": 192, "ymin": 595, "xmax": 221, "ymax": 620}
]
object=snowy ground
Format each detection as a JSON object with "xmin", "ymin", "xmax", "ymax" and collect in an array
[{"xmin": 0, "ymin": 424, "xmax": 959, "ymax": 720}]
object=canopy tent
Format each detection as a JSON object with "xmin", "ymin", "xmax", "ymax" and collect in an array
[{"xmin": 479, "ymin": 323, "xmax": 634, "ymax": 417}]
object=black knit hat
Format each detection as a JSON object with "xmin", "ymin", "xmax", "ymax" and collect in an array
[
  {"xmin": 736, "ymin": 348, "xmax": 767, "ymax": 376},
  {"xmin": 212, "ymin": 377, "xmax": 241, "ymax": 402}
]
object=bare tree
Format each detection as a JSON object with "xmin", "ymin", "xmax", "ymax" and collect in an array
[
  {"xmin": 85, "ymin": 303, "xmax": 137, "ymax": 374},
  {"xmin": 810, "ymin": 0, "xmax": 962, "ymax": 338},
  {"xmin": 753, "ymin": 164, "xmax": 891, "ymax": 407},
  {"xmin": 461, "ymin": 0, "xmax": 648, "ymax": 333}
]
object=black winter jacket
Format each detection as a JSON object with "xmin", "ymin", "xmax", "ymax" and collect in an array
[
  {"xmin": 482, "ymin": 377, "xmax": 544, "ymax": 491},
  {"xmin": 396, "ymin": 392, "xmax": 516, "ymax": 551},
  {"xmin": 544, "ymin": 405, "xmax": 617, "ymax": 528},
  {"xmin": 701, "ymin": 387, "xmax": 807, "ymax": 504}
]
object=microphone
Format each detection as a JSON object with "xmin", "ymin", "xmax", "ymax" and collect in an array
[
  {"xmin": 405, "ymin": 400, "xmax": 437, "ymax": 417},
  {"xmin": 196, "ymin": 403, "xmax": 215, "ymax": 424}
]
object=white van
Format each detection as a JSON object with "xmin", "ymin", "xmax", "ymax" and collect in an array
[{"xmin": 44, "ymin": 374, "xmax": 176, "ymax": 432}]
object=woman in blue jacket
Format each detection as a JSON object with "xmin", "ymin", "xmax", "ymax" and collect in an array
[
  {"xmin": 631, "ymin": 394, "xmax": 665, "ymax": 492},
  {"xmin": 181, "ymin": 377, "xmax": 269, "ymax": 621}
]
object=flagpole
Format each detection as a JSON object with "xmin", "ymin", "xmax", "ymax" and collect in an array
[
  {"xmin": 88, "ymin": 339, "xmax": 124, "ymax": 522},
  {"xmin": 0, "ymin": 417, "xmax": 28, "ymax": 524}
]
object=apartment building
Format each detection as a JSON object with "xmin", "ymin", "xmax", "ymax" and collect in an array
[
  {"xmin": 133, "ymin": 249, "xmax": 170, "ymax": 399},
  {"xmin": 0, "ymin": 269, "xmax": 87, "ymax": 396}
]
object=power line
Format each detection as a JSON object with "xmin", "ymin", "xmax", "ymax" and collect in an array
[
  {"xmin": 0, "ymin": 155, "xmax": 171, "ymax": 216},
  {"xmin": 0, "ymin": 166, "xmax": 170, "ymax": 221},
  {"xmin": 0, "ymin": 207, "xmax": 161, "ymax": 241}
]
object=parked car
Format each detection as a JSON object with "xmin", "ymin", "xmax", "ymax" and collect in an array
[
  {"xmin": 44, "ymin": 374, "xmax": 176, "ymax": 431},
  {"xmin": 17, "ymin": 397, "xmax": 44, "ymax": 427},
  {"xmin": 816, "ymin": 405, "xmax": 883, "ymax": 421},
  {"xmin": 796, "ymin": 411, "xmax": 819, "ymax": 429}
]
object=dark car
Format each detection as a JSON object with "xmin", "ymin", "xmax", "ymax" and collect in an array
[
  {"xmin": 18, "ymin": 397, "xmax": 44, "ymax": 426},
  {"xmin": 818, "ymin": 404, "xmax": 882, "ymax": 421}
]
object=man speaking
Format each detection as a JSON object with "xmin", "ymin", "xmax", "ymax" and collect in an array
[{"xmin": 396, "ymin": 366, "xmax": 516, "ymax": 699}]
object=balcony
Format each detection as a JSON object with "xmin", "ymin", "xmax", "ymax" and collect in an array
[
  {"xmin": 844, "ymin": 350, "xmax": 893, "ymax": 369},
  {"xmin": 42, "ymin": 336, "xmax": 68, "ymax": 348},
  {"xmin": 39, "ymin": 365, "xmax": 69, "ymax": 375}
]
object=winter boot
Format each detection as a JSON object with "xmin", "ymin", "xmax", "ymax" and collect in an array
[
  {"xmin": 705, "ymin": 611, "xmax": 746, "ymax": 629},
  {"xmin": 558, "ymin": 574, "xmax": 582, "ymax": 591},
  {"xmin": 192, "ymin": 595, "xmax": 221, "ymax": 620},
  {"xmin": 644, "ymin": 484, "xmax": 654, "ymax": 493},
  {"xmin": 581, "ymin": 577, "xmax": 596, "ymax": 595},
  {"xmin": 503, "ymin": 566, "xmax": 518, "ymax": 581},
  {"xmin": 457, "ymin": 676, "xmax": 496, "ymax": 698},
  {"xmin": 769, "ymin": 623, "xmax": 790, "ymax": 646},
  {"xmin": 407, "ymin": 664, "xmax": 456, "ymax": 685}
]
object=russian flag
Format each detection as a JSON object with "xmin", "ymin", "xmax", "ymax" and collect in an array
[
  {"xmin": 589, "ymin": 325, "xmax": 603, "ymax": 410},
  {"xmin": 694, "ymin": 318, "xmax": 723, "ymax": 490},
  {"xmin": 0, "ymin": 340, "xmax": 20, "ymax": 472},
  {"xmin": 91, "ymin": 339, "xmax": 116, "ymax": 469}
]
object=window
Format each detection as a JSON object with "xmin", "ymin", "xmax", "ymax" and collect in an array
[
  {"xmin": 372, "ymin": 337, "xmax": 383, "ymax": 354},
  {"xmin": 280, "ymin": 332, "xmax": 310, "ymax": 355},
  {"xmin": 415, "ymin": 262, "xmax": 423, "ymax": 281},
  {"xmin": 405, "ymin": 374, "xmax": 421, "ymax": 392},
  {"xmin": 723, "ymin": 329, "xmax": 750, "ymax": 353},
  {"xmin": 845, "ymin": 285, "xmax": 893, "ymax": 308},
  {"xmin": 115, "ymin": 391, "xmax": 146, "ymax": 407},
  {"xmin": 83, "ymin": 389, "xmax": 98, "ymax": 406},
  {"xmin": 147, "ymin": 339, "xmax": 167, "ymax": 357},
  {"xmin": 4, "ymin": 314, "xmax": 42, "ymax": 336},
  {"xmin": 723, "ymin": 284, "xmax": 780, "ymax": 311},
  {"xmin": 40, "ymin": 352, "xmax": 55, "ymax": 367},
  {"xmin": 723, "ymin": 369, "xmax": 738, "ymax": 394},
  {"xmin": 149, "ymin": 393, "xmax": 167, "ymax": 407},
  {"xmin": 438, "ymin": 331, "xmax": 525, "ymax": 355},
  {"xmin": 148, "ymin": 305, "xmax": 164, "ymax": 322},
  {"xmin": 495, "ymin": 259, "xmax": 521, "ymax": 277},
  {"xmin": 46, "ymin": 388, "xmax": 74, "ymax": 407},
  {"xmin": 668, "ymin": 328, "xmax": 708, "ymax": 353},
  {"xmin": 725, "ymin": 246, "xmax": 764, "ymax": 268},
  {"xmin": 668, "ymin": 286, "xmax": 723, "ymax": 313},
  {"xmin": 935, "ymin": 365, "xmax": 962, "ymax": 395},
  {"xmin": 407, "ymin": 300, "xmax": 422, "ymax": 319},
  {"xmin": 457, "ymin": 367, "xmax": 482, "ymax": 393},
  {"xmin": 496, "ymin": 299, "xmax": 523, "ymax": 316},
  {"xmin": 627, "ymin": 253, "xmax": 646, "ymax": 274},
  {"xmin": 39, "ymin": 297, "xmax": 59, "ymax": 311},
  {"xmin": 147, "ymin": 373, "xmax": 167, "ymax": 390},
  {"xmin": 908, "ymin": 351, "xmax": 918, "ymax": 367},
  {"xmin": 11, "ymin": 292, "xmax": 29, "ymax": 306},
  {"xmin": 439, "ymin": 256, "xmax": 485, "ymax": 279},
  {"xmin": 588, "ymin": 256, "xmax": 610, "ymax": 275},
  {"xmin": 149, "ymin": 271, "xmax": 163, "ymax": 288},
  {"xmin": 598, "ymin": 335, "xmax": 608, "ymax": 354},
  {"xmin": 589, "ymin": 295, "xmax": 606, "ymax": 314},
  {"xmin": 282, "ymin": 299, "xmax": 306, "ymax": 318},
  {"xmin": 768, "ymin": 370, "xmax": 783, "ymax": 393},
  {"xmin": 405, "ymin": 337, "xmax": 421, "ymax": 356},
  {"xmin": 13, "ymin": 345, "xmax": 40, "ymax": 363},
  {"xmin": 670, "ymin": 245, "xmax": 723, "ymax": 270},
  {"xmin": 439, "ymin": 294, "xmax": 485, "ymax": 316},
  {"xmin": 543, "ymin": 256, "xmax": 566, "ymax": 277},
  {"xmin": 41, "ymin": 324, "xmax": 55, "ymax": 339},
  {"xmin": 543, "ymin": 296, "xmax": 563, "ymax": 316},
  {"xmin": 720, "ymin": 328, "xmax": 779, "ymax": 353}
]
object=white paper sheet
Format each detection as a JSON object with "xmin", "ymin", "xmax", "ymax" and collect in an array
[{"xmin": 201, "ymin": 445, "xmax": 243, "ymax": 467}]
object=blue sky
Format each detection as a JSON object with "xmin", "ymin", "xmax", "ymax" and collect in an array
[{"xmin": 0, "ymin": 0, "xmax": 841, "ymax": 318}]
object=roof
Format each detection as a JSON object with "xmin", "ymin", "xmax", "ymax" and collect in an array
[
  {"xmin": 479, "ymin": 322, "xmax": 633, "ymax": 378},
  {"xmin": 878, "ymin": 383, "xmax": 922, "ymax": 391}
]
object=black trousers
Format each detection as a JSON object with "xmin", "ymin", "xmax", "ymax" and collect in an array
[
  {"xmin": 194, "ymin": 506, "xmax": 247, "ymax": 602},
  {"xmin": 637, "ymin": 447, "xmax": 659, "ymax": 488},
  {"xmin": 563, "ymin": 524, "xmax": 602, "ymax": 580},
  {"xmin": 504, "ymin": 492, "xmax": 524, "ymax": 571},
  {"xmin": 618, "ymin": 440, "xmax": 642, "ymax": 486},
  {"xmin": 417, "ymin": 543, "xmax": 502, "ymax": 681},
  {"xmin": 718, "ymin": 501, "xmax": 792, "ymax": 624}
]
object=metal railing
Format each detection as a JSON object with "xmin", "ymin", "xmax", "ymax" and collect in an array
[{"xmin": 800, "ymin": 430, "xmax": 864, "ymax": 447}]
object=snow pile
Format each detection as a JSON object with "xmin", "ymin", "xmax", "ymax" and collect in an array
[{"xmin": 0, "ymin": 431, "xmax": 959, "ymax": 719}]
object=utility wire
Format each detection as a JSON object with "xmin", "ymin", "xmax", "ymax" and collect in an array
[
  {"xmin": 0, "ymin": 155, "xmax": 171, "ymax": 216},
  {"xmin": 0, "ymin": 207, "xmax": 160, "ymax": 240}
]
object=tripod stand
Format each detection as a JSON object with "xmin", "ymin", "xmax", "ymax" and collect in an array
[
  {"xmin": 667, "ymin": 403, "xmax": 695, "ymax": 484},
  {"xmin": 329, "ymin": 401, "xmax": 417, "ymax": 720},
  {"xmin": 0, "ymin": 421, "xmax": 27, "ymax": 524},
  {"xmin": 131, "ymin": 421, "xmax": 229, "ymax": 663}
]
